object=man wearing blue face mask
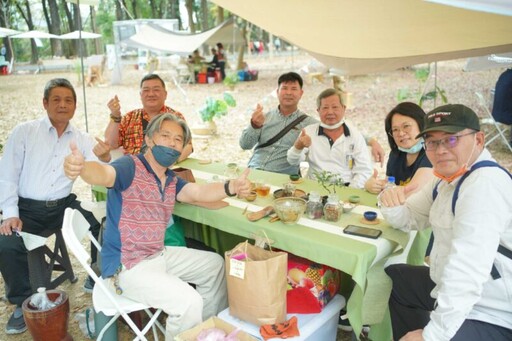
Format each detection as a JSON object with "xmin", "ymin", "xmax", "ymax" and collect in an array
[{"xmin": 64, "ymin": 113, "xmax": 252, "ymax": 340}]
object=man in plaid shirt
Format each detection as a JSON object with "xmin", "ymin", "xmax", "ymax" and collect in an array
[{"xmin": 105, "ymin": 74, "xmax": 193, "ymax": 159}]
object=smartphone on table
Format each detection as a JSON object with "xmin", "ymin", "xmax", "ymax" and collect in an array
[{"xmin": 343, "ymin": 225, "xmax": 382, "ymax": 239}]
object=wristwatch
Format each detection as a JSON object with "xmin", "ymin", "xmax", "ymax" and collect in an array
[
  {"xmin": 224, "ymin": 180, "xmax": 236, "ymax": 197},
  {"xmin": 110, "ymin": 114, "xmax": 121, "ymax": 123}
]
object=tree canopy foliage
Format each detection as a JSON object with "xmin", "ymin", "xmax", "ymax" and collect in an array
[{"xmin": 0, "ymin": 0, "xmax": 270, "ymax": 64}]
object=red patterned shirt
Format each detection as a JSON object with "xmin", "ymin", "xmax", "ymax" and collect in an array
[{"xmin": 118, "ymin": 105, "xmax": 185, "ymax": 155}]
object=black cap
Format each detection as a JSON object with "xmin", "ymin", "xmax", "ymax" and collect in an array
[{"xmin": 416, "ymin": 104, "xmax": 480, "ymax": 138}]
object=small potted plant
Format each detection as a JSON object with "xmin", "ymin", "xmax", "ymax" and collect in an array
[
  {"xmin": 223, "ymin": 73, "xmax": 239, "ymax": 91},
  {"xmin": 312, "ymin": 170, "xmax": 346, "ymax": 204},
  {"xmin": 193, "ymin": 92, "xmax": 236, "ymax": 135}
]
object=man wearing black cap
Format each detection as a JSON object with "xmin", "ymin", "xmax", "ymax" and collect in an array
[{"xmin": 379, "ymin": 104, "xmax": 512, "ymax": 341}]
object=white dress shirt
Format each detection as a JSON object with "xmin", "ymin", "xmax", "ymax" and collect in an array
[
  {"xmin": 287, "ymin": 121, "xmax": 373, "ymax": 188},
  {"xmin": 0, "ymin": 116, "xmax": 98, "ymax": 219}
]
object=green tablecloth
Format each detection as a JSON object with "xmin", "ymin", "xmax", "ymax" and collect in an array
[{"xmin": 92, "ymin": 158, "xmax": 425, "ymax": 340}]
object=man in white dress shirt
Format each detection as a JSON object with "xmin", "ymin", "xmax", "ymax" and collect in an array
[
  {"xmin": 0, "ymin": 78, "xmax": 110, "ymax": 335},
  {"xmin": 287, "ymin": 88, "xmax": 373, "ymax": 188}
]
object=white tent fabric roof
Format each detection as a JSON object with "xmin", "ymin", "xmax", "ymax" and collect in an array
[
  {"xmin": 120, "ymin": 18, "xmax": 242, "ymax": 55},
  {"xmin": 211, "ymin": 0, "xmax": 512, "ymax": 75},
  {"xmin": 0, "ymin": 27, "xmax": 21, "ymax": 37},
  {"xmin": 426, "ymin": 0, "xmax": 512, "ymax": 17},
  {"xmin": 59, "ymin": 30, "xmax": 101, "ymax": 39},
  {"xmin": 11, "ymin": 30, "xmax": 59, "ymax": 39}
]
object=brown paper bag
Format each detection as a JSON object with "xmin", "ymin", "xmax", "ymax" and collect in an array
[{"xmin": 225, "ymin": 241, "xmax": 287, "ymax": 326}]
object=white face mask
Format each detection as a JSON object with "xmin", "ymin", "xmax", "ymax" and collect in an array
[
  {"xmin": 398, "ymin": 139, "xmax": 424, "ymax": 154},
  {"xmin": 319, "ymin": 119, "xmax": 345, "ymax": 130}
]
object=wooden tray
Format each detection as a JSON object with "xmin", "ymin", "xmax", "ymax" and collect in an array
[{"xmin": 360, "ymin": 217, "xmax": 381, "ymax": 225}]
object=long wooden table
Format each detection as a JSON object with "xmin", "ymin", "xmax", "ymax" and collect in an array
[{"xmin": 170, "ymin": 159, "xmax": 412, "ymax": 339}]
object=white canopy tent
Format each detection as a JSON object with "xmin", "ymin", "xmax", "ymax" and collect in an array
[
  {"xmin": 119, "ymin": 17, "xmax": 243, "ymax": 55},
  {"xmin": 59, "ymin": 30, "xmax": 101, "ymax": 39},
  {"xmin": 211, "ymin": 0, "xmax": 512, "ymax": 75},
  {"xmin": 0, "ymin": 27, "xmax": 20, "ymax": 37}
]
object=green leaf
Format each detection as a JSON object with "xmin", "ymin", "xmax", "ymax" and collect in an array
[
  {"xmin": 415, "ymin": 67, "xmax": 430, "ymax": 83},
  {"xmin": 223, "ymin": 92, "xmax": 237, "ymax": 107},
  {"xmin": 397, "ymin": 88, "xmax": 410, "ymax": 102}
]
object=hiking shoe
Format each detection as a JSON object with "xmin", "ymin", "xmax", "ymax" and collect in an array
[
  {"xmin": 83, "ymin": 275, "xmax": 95, "ymax": 294},
  {"xmin": 5, "ymin": 307, "xmax": 27, "ymax": 335},
  {"xmin": 338, "ymin": 311, "xmax": 370, "ymax": 333},
  {"xmin": 338, "ymin": 312, "xmax": 353, "ymax": 332}
]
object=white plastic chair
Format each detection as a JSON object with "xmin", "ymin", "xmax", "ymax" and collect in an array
[
  {"xmin": 475, "ymin": 91, "xmax": 512, "ymax": 152},
  {"xmin": 62, "ymin": 208, "xmax": 165, "ymax": 341}
]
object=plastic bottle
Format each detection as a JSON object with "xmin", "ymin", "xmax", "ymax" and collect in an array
[
  {"xmin": 306, "ymin": 191, "xmax": 323, "ymax": 219},
  {"xmin": 30, "ymin": 287, "xmax": 57, "ymax": 310},
  {"xmin": 323, "ymin": 194, "xmax": 342, "ymax": 222},
  {"xmin": 385, "ymin": 176, "xmax": 396, "ymax": 189}
]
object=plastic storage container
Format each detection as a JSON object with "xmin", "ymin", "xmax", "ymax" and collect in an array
[{"xmin": 217, "ymin": 294, "xmax": 345, "ymax": 341}]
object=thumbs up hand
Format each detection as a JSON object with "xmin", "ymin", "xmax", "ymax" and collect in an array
[
  {"xmin": 64, "ymin": 141, "xmax": 85, "ymax": 180},
  {"xmin": 365, "ymin": 169, "xmax": 384, "ymax": 194},
  {"xmin": 294, "ymin": 129, "xmax": 311, "ymax": 150},
  {"xmin": 379, "ymin": 183, "xmax": 418, "ymax": 207},
  {"xmin": 232, "ymin": 168, "xmax": 252, "ymax": 198}
]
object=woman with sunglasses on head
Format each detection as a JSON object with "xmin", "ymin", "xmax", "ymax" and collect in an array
[{"xmin": 365, "ymin": 102, "xmax": 433, "ymax": 194}]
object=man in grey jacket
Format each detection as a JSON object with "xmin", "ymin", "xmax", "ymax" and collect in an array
[{"xmin": 379, "ymin": 104, "xmax": 512, "ymax": 341}]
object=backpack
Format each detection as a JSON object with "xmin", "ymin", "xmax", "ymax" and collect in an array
[{"xmin": 431, "ymin": 160, "xmax": 512, "ymax": 280}]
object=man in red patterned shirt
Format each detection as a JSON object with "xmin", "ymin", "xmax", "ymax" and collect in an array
[{"xmin": 105, "ymin": 74, "xmax": 193, "ymax": 160}]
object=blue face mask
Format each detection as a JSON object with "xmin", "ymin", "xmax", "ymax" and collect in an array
[
  {"xmin": 151, "ymin": 144, "xmax": 181, "ymax": 168},
  {"xmin": 398, "ymin": 139, "xmax": 423, "ymax": 154}
]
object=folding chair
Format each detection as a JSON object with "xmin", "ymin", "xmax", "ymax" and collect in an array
[
  {"xmin": 62, "ymin": 208, "xmax": 165, "ymax": 341},
  {"xmin": 475, "ymin": 91, "xmax": 512, "ymax": 152},
  {"xmin": 27, "ymin": 228, "xmax": 78, "ymax": 292}
]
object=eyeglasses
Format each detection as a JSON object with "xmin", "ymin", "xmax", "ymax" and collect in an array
[
  {"xmin": 388, "ymin": 123, "xmax": 413, "ymax": 137},
  {"xmin": 422, "ymin": 132, "xmax": 476, "ymax": 151}
]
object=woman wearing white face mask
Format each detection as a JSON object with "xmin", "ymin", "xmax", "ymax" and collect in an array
[{"xmin": 365, "ymin": 102, "xmax": 434, "ymax": 194}]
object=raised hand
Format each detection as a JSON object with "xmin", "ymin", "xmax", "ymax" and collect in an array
[
  {"xmin": 294, "ymin": 129, "xmax": 311, "ymax": 150},
  {"xmin": 93, "ymin": 137, "xmax": 111, "ymax": 162},
  {"xmin": 365, "ymin": 169, "xmax": 386, "ymax": 194},
  {"xmin": 232, "ymin": 168, "xmax": 252, "ymax": 198},
  {"xmin": 107, "ymin": 95, "xmax": 122, "ymax": 117},
  {"xmin": 64, "ymin": 141, "xmax": 85, "ymax": 180},
  {"xmin": 250, "ymin": 104, "xmax": 265, "ymax": 128}
]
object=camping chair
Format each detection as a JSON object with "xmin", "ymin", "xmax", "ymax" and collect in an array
[
  {"xmin": 475, "ymin": 91, "xmax": 512, "ymax": 152},
  {"xmin": 62, "ymin": 208, "xmax": 165, "ymax": 341}
]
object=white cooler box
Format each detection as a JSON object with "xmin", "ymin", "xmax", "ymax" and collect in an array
[{"xmin": 217, "ymin": 294, "xmax": 345, "ymax": 341}]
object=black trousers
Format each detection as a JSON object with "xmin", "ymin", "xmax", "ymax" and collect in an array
[
  {"xmin": 386, "ymin": 264, "xmax": 512, "ymax": 341},
  {"xmin": 0, "ymin": 194, "xmax": 100, "ymax": 306}
]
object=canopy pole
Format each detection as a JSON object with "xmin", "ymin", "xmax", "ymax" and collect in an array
[
  {"xmin": 77, "ymin": 0, "xmax": 89, "ymax": 132},
  {"xmin": 434, "ymin": 61, "xmax": 438, "ymax": 107}
]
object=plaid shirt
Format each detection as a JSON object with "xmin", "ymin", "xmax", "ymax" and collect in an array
[{"xmin": 118, "ymin": 105, "xmax": 185, "ymax": 155}]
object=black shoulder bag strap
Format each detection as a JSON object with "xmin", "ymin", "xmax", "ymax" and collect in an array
[{"xmin": 255, "ymin": 115, "xmax": 307, "ymax": 150}]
